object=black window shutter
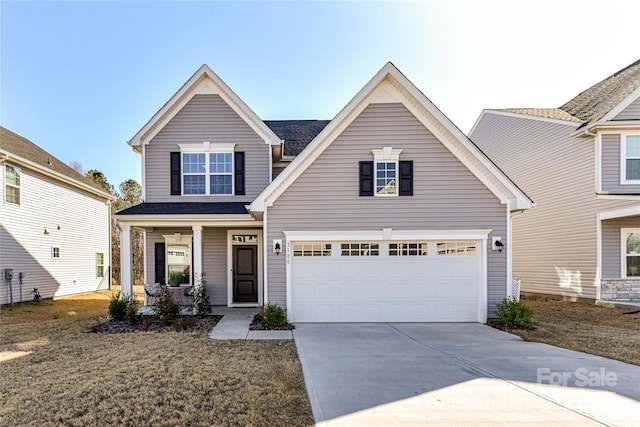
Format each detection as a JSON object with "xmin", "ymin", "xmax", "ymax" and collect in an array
[
  {"xmin": 170, "ymin": 152, "xmax": 181, "ymax": 195},
  {"xmin": 399, "ymin": 160, "xmax": 413, "ymax": 196},
  {"xmin": 234, "ymin": 151, "xmax": 245, "ymax": 195},
  {"xmin": 359, "ymin": 161, "xmax": 374, "ymax": 196},
  {"xmin": 154, "ymin": 242, "xmax": 166, "ymax": 285}
]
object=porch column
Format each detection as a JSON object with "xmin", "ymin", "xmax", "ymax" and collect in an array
[
  {"xmin": 192, "ymin": 225, "xmax": 203, "ymax": 287},
  {"xmin": 119, "ymin": 223, "xmax": 133, "ymax": 297}
]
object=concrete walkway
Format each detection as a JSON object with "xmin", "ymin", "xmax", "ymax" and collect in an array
[
  {"xmin": 208, "ymin": 307, "xmax": 293, "ymax": 340},
  {"xmin": 295, "ymin": 323, "xmax": 640, "ymax": 426}
]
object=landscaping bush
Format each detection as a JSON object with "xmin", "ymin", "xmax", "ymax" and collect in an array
[
  {"xmin": 153, "ymin": 287, "xmax": 180, "ymax": 325},
  {"xmin": 192, "ymin": 284, "xmax": 211, "ymax": 315},
  {"xmin": 496, "ymin": 298, "xmax": 535, "ymax": 330},
  {"xmin": 108, "ymin": 292, "xmax": 140, "ymax": 324},
  {"xmin": 259, "ymin": 303, "xmax": 288, "ymax": 328}
]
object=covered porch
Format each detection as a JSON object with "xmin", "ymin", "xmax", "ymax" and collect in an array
[{"xmin": 115, "ymin": 202, "xmax": 265, "ymax": 308}]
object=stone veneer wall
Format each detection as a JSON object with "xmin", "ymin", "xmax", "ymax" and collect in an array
[{"xmin": 600, "ymin": 279, "xmax": 640, "ymax": 301}]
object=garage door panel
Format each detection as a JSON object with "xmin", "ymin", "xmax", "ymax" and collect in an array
[{"xmin": 290, "ymin": 240, "xmax": 482, "ymax": 322}]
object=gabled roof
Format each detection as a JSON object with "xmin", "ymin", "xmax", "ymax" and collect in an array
[
  {"xmin": 251, "ymin": 62, "xmax": 533, "ymax": 213},
  {"xmin": 0, "ymin": 127, "xmax": 112, "ymax": 200},
  {"xmin": 560, "ymin": 59, "xmax": 640, "ymax": 124},
  {"xmin": 264, "ymin": 120, "xmax": 330, "ymax": 156},
  {"xmin": 127, "ymin": 64, "xmax": 283, "ymax": 151}
]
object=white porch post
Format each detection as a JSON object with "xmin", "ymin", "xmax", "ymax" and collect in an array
[
  {"xmin": 119, "ymin": 223, "xmax": 133, "ymax": 297},
  {"xmin": 193, "ymin": 225, "xmax": 203, "ymax": 287}
]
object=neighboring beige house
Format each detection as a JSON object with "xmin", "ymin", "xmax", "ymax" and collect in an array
[
  {"xmin": 470, "ymin": 59, "xmax": 640, "ymax": 303},
  {"xmin": 116, "ymin": 63, "xmax": 533, "ymax": 322},
  {"xmin": 0, "ymin": 127, "xmax": 112, "ymax": 304}
]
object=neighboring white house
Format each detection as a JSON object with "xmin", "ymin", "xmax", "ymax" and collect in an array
[
  {"xmin": 116, "ymin": 63, "xmax": 533, "ymax": 323},
  {"xmin": 470, "ymin": 59, "xmax": 640, "ymax": 303},
  {"xmin": 0, "ymin": 127, "xmax": 112, "ymax": 304}
]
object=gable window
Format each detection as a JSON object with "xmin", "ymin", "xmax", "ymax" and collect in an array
[
  {"xmin": 622, "ymin": 135, "xmax": 640, "ymax": 183},
  {"xmin": 5, "ymin": 164, "xmax": 20, "ymax": 205},
  {"xmin": 52, "ymin": 246, "xmax": 60, "ymax": 259},
  {"xmin": 96, "ymin": 252, "xmax": 105, "ymax": 278},
  {"xmin": 173, "ymin": 142, "xmax": 243, "ymax": 196},
  {"xmin": 622, "ymin": 229, "xmax": 640, "ymax": 277},
  {"xmin": 360, "ymin": 147, "xmax": 412, "ymax": 197}
]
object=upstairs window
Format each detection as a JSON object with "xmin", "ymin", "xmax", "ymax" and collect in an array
[
  {"xmin": 209, "ymin": 152, "xmax": 233, "ymax": 194},
  {"xmin": 376, "ymin": 162, "xmax": 397, "ymax": 195},
  {"xmin": 360, "ymin": 147, "xmax": 412, "ymax": 197},
  {"xmin": 173, "ymin": 142, "xmax": 241, "ymax": 196},
  {"xmin": 5, "ymin": 164, "xmax": 20, "ymax": 205},
  {"xmin": 622, "ymin": 135, "xmax": 640, "ymax": 183}
]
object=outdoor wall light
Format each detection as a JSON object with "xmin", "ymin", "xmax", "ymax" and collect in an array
[
  {"xmin": 273, "ymin": 239, "xmax": 282, "ymax": 255},
  {"xmin": 44, "ymin": 227, "xmax": 50, "ymax": 235},
  {"xmin": 492, "ymin": 237, "xmax": 504, "ymax": 253}
]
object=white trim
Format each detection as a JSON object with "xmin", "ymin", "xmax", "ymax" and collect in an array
[
  {"xmin": 283, "ymin": 229, "xmax": 493, "ymax": 242},
  {"xmin": 480, "ymin": 236, "xmax": 488, "ymax": 323},
  {"xmin": 596, "ymin": 194, "xmax": 640, "ymax": 200},
  {"xmin": 506, "ymin": 205, "xmax": 513, "ymax": 301},
  {"xmin": 596, "ymin": 133, "xmax": 602, "ymax": 193},
  {"xmin": 141, "ymin": 143, "xmax": 146, "ymax": 201},
  {"xmin": 596, "ymin": 213, "xmax": 602, "ymax": 299},
  {"xmin": 263, "ymin": 209, "xmax": 269, "ymax": 304},
  {"xmin": 250, "ymin": 63, "xmax": 533, "ymax": 213},
  {"xmin": 178, "ymin": 142, "xmax": 236, "ymax": 152},
  {"xmin": 285, "ymin": 238, "xmax": 292, "ymax": 320},
  {"xmin": 115, "ymin": 215, "xmax": 259, "ymax": 228},
  {"xmin": 601, "ymin": 86, "xmax": 640, "ymax": 121},
  {"xmin": 226, "ymin": 229, "xmax": 263, "ymax": 307},
  {"xmin": 620, "ymin": 133, "xmax": 640, "ymax": 185},
  {"xmin": 598, "ymin": 205, "xmax": 640, "ymax": 220},
  {"xmin": 128, "ymin": 65, "xmax": 282, "ymax": 149},
  {"xmin": 575, "ymin": 120, "xmax": 640, "ymax": 137},
  {"xmin": 621, "ymin": 228, "xmax": 640, "ymax": 278},
  {"xmin": 163, "ymin": 233, "xmax": 193, "ymax": 286}
]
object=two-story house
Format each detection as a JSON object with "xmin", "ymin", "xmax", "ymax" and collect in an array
[
  {"xmin": 116, "ymin": 63, "xmax": 533, "ymax": 322},
  {"xmin": 0, "ymin": 127, "xmax": 112, "ymax": 304},
  {"xmin": 470, "ymin": 59, "xmax": 640, "ymax": 303}
]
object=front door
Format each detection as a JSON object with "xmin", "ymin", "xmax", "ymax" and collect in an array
[{"xmin": 233, "ymin": 245, "xmax": 258, "ymax": 303}]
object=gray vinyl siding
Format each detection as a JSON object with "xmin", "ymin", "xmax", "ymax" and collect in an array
[
  {"xmin": 601, "ymin": 133, "xmax": 640, "ymax": 194},
  {"xmin": 602, "ymin": 217, "xmax": 640, "ymax": 278},
  {"xmin": 0, "ymin": 165, "xmax": 110, "ymax": 305},
  {"xmin": 144, "ymin": 94, "xmax": 270, "ymax": 203},
  {"xmin": 267, "ymin": 103, "xmax": 508, "ymax": 314},
  {"xmin": 471, "ymin": 112, "xmax": 638, "ymax": 299},
  {"xmin": 614, "ymin": 97, "xmax": 640, "ymax": 120},
  {"xmin": 144, "ymin": 228, "xmax": 228, "ymax": 305}
]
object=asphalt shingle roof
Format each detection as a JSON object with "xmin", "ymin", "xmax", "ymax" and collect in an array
[
  {"xmin": 264, "ymin": 120, "xmax": 330, "ymax": 156},
  {"xmin": 0, "ymin": 126, "xmax": 108, "ymax": 194},
  {"xmin": 498, "ymin": 108, "xmax": 581, "ymax": 122},
  {"xmin": 116, "ymin": 202, "xmax": 249, "ymax": 216},
  {"xmin": 559, "ymin": 59, "xmax": 640, "ymax": 124}
]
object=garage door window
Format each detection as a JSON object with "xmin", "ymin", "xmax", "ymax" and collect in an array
[
  {"xmin": 389, "ymin": 242, "xmax": 428, "ymax": 256},
  {"xmin": 341, "ymin": 243, "xmax": 379, "ymax": 256},
  {"xmin": 294, "ymin": 242, "xmax": 332, "ymax": 257},
  {"xmin": 437, "ymin": 241, "xmax": 476, "ymax": 256}
]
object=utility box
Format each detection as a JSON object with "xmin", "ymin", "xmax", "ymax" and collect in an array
[{"xmin": 4, "ymin": 269, "xmax": 13, "ymax": 281}]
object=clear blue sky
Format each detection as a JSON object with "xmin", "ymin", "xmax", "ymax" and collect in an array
[{"xmin": 2, "ymin": 0, "xmax": 638, "ymax": 187}]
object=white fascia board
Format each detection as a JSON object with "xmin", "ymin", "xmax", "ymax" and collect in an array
[
  {"xmin": 115, "ymin": 215, "xmax": 260, "ymax": 228},
  {"xmin": 596, "ymin": 194, "xmax": 640, "ymax": 201},
  {"xmin": 251, "ymin": 63, "xmax": 533, "ymax": 213},
  {"xmin": 601, "ymin": 86, "xmax": 640, "ymax": 121},
  {"xmin": 283, "ymin": 229, "xmax": 493, "ymax": 242},
  {"xmin": 127, "ymin": 65, "xmax": 283, "ymax": 148},
  {"xmin": 574, "ymin": 120, "xmax": 640, "ymax": 138},
  {"xmin": 0, "ymin": 150, "xmax": 113, "ymax": 201},
  {"xmin": 598, "ymin": 205, "xmax": 640, "ymax": 221}
]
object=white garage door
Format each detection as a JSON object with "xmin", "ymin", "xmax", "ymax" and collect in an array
[{"xmin": 290, "ymin": 240, "xmax": 483, "ymax": 322}]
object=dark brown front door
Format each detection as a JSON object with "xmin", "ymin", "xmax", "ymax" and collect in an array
[{"xmin": 233, "ymin": 245, "xmax": 258, "ymax": 303}]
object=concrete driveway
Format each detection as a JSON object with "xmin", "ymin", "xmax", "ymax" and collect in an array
[{"xmin": 294, "ymin": 323, "xmax": 640, "ymax": 426}]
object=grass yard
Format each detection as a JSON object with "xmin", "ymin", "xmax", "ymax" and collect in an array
[
  {"xmin": 507, "ymin": 296, "xmax": 640, "ymax": 366},
  {"xmin": 0, "ymin": 296, "xmax": 313, "ymax": 427}
]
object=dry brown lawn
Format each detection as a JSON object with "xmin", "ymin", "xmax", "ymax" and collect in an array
[
  {"xmin": 0, "ymin": 296, "xmax": 313, "ymax": 426},
  {"xmin": 507, "ymin": 296, "xmax": 640, "ymax": 366}
]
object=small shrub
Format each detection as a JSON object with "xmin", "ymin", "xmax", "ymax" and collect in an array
[
  {"xmin": 109, "ymin": 292, "xmax": 140, "ymax": 324},
  {"xmin": 496, "ymin": 298, "xmax": 535, "ymax": 330},
  {"xmin": 153, "ymin": 287, "xmax": 180, "ymax": 325},
  {"xmin": 192, "ymin": 284, "xmax": 211, "ymax": 315},
  {"xmin": 259, "ymin": 303, "xmax": 288, "ymax": 328}
]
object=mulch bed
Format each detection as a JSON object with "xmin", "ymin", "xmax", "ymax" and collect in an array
[
  {"xmin": 250, "ymin": 314, "xmax": 295, "ymax": 330},
  {"xmin": 88, "ymin": 315, "xmax": 222, "ymax": 334}
]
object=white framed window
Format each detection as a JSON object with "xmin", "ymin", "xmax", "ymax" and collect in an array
[
  {"xmin": 389, "ymin": 242, "xmax": 428, "ymax": 256},
  {"xmin": 51, "ymin": 246, "xmax": 60, "ymax": 259},
  {"xmin": 621, "ymin": 134, "xmax": 640, "ymax": 184},
  {"xmin": 96, "ymin": 252, "xmax": 105, "ymax": 278},
  {"xmin": 437, "ymin": 241, "xmax": 476, "ymax": 256},
  {"xmin": 341, "ymin": 243, "xmax": 379, "ymax": 256},
  {"xmin": 622, "ymin": 229, "xmax": 640, "ymax": 277},
  {"xmin": 293, "ymin": 242, "xmax": 332, "ymax": 257},
  {"xmin": 180, "ymin": 142, "xmax": 235, "ymax": 195},
  {"xmin": 164, "ymin": 233, "xmax": 192, "ymax": 285},
  {"xmin": 372, "ymin": 147, "xmax": 402, "ymax": 197},
  {"xmin": 5, "ymin": 164, "xmax": 20, "ymax": 205}
]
